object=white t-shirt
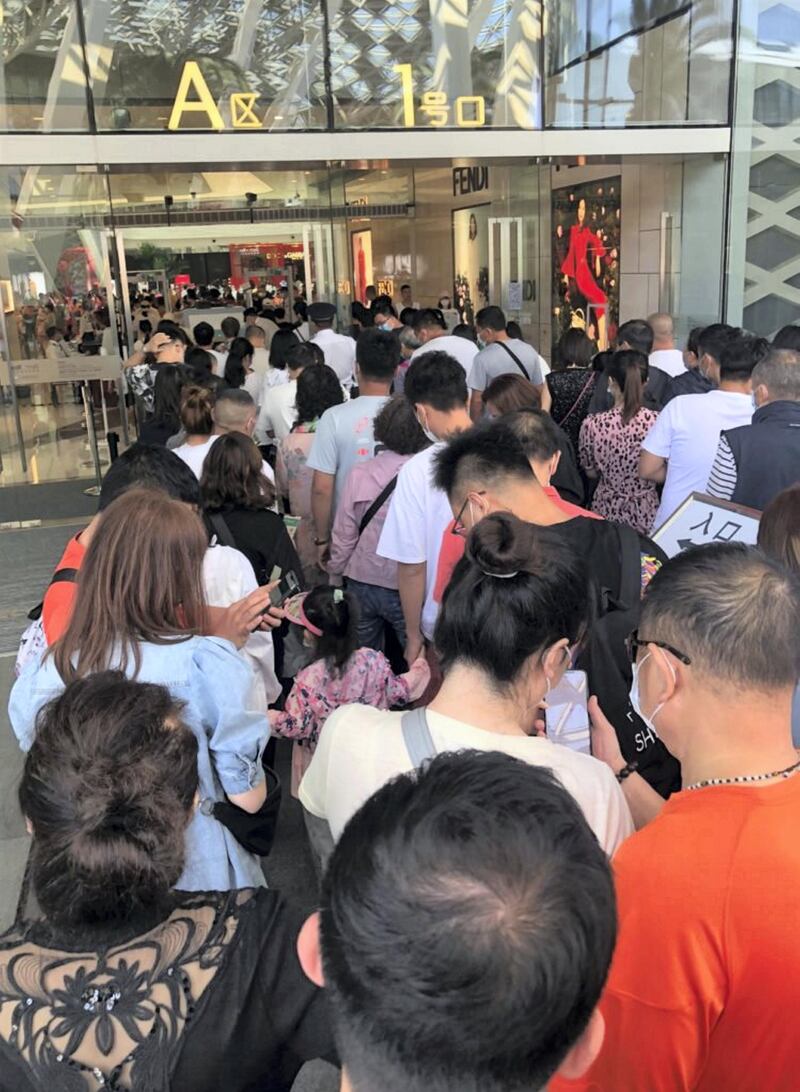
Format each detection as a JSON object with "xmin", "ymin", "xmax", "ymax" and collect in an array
[
  {"xmin": 311, "ymin": 328, "xmax": 356, "ymax": 386},
  {"xmin": 649, "ymin": 349, "xmax": 686, "ymax": 379},
  {"xmin": 299, "ymin": 704, "xmax": 633, "ymax": 855},
  {"xmin": 255, "ymin": 379, "xmax": 297, "ymax": 444},
  {"xmin": 642, "ymin": 390, "xmax": 753, "ymax": 529},
  {"xmin": 202, "ymin": 544, "xmax": 281, "ymax": 712},
  {"xmin": 250, "ymin": 346, "xmax": 271, "ymax": 378},
  {"xmin": 174, "ymin": 433, "xmax": 275, "ymax": 484},
  {"xmin": 410, "ymin": 335, "xmax": 478, "ymax": 377},
  {"xmin": 244, "ymin": 370, "xmax": 262, "ymax": 406},
  {"xmin": 207, "ymin": 349, "xmax": 227, "ymax": 376},
  {"xmin": 377, "ymin": 442, "xmax": 452, "ymax": 640}
]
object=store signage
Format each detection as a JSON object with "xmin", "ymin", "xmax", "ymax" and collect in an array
[
  {"xmin": 452, "ymin": 166, "xmax": 490, "ymax": 196},
  {"xmin": 167, "ymin": 60, "xmax": 490, "ymax": 131},
  {"xmin": 652, "ymin": 493, "xmax": 761, "ymax": 559}
]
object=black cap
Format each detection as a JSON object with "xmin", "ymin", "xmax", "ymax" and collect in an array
[{"xmin": 308, "ymin": 302, "xmax": 336, "ymax": 323}]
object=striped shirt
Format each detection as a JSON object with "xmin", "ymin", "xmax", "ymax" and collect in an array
[{"xmin": 706, "ymin": 434, "xmax": 738, "ymax": 500}]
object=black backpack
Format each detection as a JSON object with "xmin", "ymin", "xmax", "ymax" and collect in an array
[{"xmin": 575, "ymin": 524, "xmax": 681, "ymax": 799}]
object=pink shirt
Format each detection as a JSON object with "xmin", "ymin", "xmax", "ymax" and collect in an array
[{"xmin": 328, "ymin": 450, "xmax": 411, "ymax": 589}]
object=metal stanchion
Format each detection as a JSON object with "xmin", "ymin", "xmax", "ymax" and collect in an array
[
  {"xmin": 106, "ymin": 431, "xmax": 120, "ymax": 463},
  {"xmin": 80, "ymin": 382, "xmax": 103, "ymax": 496}
]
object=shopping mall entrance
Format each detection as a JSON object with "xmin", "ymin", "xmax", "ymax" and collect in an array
[{"xmin": 0, "ymin": 152, "xmax": 729, "ymax": 523}]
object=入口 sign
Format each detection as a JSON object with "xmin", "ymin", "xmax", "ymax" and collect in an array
[{"xmin": 652, "ymin": 492, "xmax": 761, "ymax": 559}]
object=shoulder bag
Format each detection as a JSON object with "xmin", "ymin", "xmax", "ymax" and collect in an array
[
  {"xmin": 496, "ymin": 340, "xmax": 531, "ymax": 380},
  {"xmin": 358, "ymin": 475, "xmax": 399, "ymax": 536}
]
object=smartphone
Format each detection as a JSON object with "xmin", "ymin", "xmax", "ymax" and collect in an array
[
  {"xmin": 268, "ymin": 569, "xmax": 300, "ymax": 608},
  {"xmin": 545, "ymin": 670, "xmax": 591, "ymax": 754}
]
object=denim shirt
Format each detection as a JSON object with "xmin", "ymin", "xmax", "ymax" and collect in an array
[{"xmin": 9, "ymin": 636, "xmax": 268, "ymax": 892}]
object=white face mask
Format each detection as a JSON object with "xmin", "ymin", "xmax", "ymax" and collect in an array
[
  {"xmin": 477, "ymin": 336, "xmax": 486, "ymax": 349},
  {"xmin": 629, "ymin": 652, "xmax": 675, "ymax": 735},
  {"xmin": 417, "ymin": 410, "xmax": 439, "ymax": 445}
]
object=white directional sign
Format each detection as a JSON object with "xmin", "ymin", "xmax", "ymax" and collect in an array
[{"xmin": 652, "ymin": 493, "xmax": 761, "ymax": 559}]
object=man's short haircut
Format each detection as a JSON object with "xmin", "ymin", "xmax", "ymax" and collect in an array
[
  {"xmin": 356, "ymin": 327, "xmax": 401, "ymax": 381},
  {"xmin": 404, "ymin": 351, "xmax": 468, "ymax": 412},
  {"xmin": 751, "ymin": 347, "xmax": 800, "ymax": 400},
  {"xmin": 98, "ymin": 443, "xmax": 200, "ymax": 510},
  {"xmin": 245, "ymin": 323, "xmax": 265, "ymax": 341},
  {"xmin": 412, "ymin": 308, "xmax": 446, "ymax": 334},
  {"xmin": 220, "ymin": 316, "xmax": 240, "ymax": 339},
  {"xmin": 372, "ymin": 295, "xmax": 397, "ymax": 319},
  {"xmin": 617, "ymin": 319, "xmax": 654, "ymax": 356},
  {"xmin": 719, "ymin": 333, "xmax": 769, "ymax": 381},
  {"xmin": 213, "ymin": 387, "xmax": 256, "ymax": 428},
  {"xmin": 475, "ymin": 305, "xmax": 506, "ymax": 332},
  {"xmin": 398, "ymin": 325, "xmax": 421, "ymax": 354},
  {"xmin": 648, "ymin": 312, "xmax": 674, "ymax": 340},
  {"xmin": 193, "ymin": 321, "xmax": 214, "ymax": 347},
  {"xmin": 320, "ymin": 750, "xmax": 616, "ymax": 1092},
  {"xmin": 399, "ymin": 307, "xmax": 418, "ymax": 327},
  {"xmin": 286, "ymin": 341, "xmax": 324, "ymax": 370},
  {"xmin": 640, "ymin": 542, "xmax": 800, "ymax": 690},
  {"xmin": 433, "ymin": 419, "xmax": 535, "ymax": 499},
  {"xmin": 46, "ymin": 325, "xmax": 58, "ymax": 339},
  {"xmin": 504, "ymin": 408, "xmax": 561, "ymax": 461},
  {"xmin": 697, "ymin": 322, "xmax": 738, "ymax": 364},
  {"xmin": 400, "ymin": 283, "xmax": 411, "ymax": 292},
  {"xmin": 772, "ymin": 324, "xmax": 800, "ymax": 352}
]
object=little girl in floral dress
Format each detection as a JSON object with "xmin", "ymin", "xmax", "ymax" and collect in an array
[{"xmin": 270, "ymin": 585, "xmax": 430, "ymax": 795}]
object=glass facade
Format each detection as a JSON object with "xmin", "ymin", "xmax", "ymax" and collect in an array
[{"xmin": 0, "ymin": 0, "xmax": 737, "ymax": 132}]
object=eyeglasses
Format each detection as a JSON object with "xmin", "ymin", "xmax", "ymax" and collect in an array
[
  {"xmin": 625, "ymin": 630, "xmax": 692, "ymax": 666},
  {"xmin": 452, "ymin": 491, "xmax": 486, "ymax": 537}
]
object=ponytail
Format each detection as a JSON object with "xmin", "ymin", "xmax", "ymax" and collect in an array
[
  {"xmin": 224, "ymin": 336, "xmax": 253, "ymax": 391},
  {"xmin": 608, "ymin": 350, "xmax": 647, "ymax": 425}
]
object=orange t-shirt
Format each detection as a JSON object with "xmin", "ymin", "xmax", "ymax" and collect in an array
[
  {"xmin": 42, "ymin": 534, "xmax": 86, "ymax": 645},
  {"xmin": 553, "ymin": 775, "xmax": 800, "ymax": 1092},
  {"xmin": 432, "ymin": 487, "xmax": 602, "ymax": 603}
]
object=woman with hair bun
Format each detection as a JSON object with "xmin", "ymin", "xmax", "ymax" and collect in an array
[
  {"xmin": 172, "ymin": 384, "xmax": 217, "ymax": 478},
  {"xmin": 299, "ymin": 512, "xmax": 633, "ymax": 861},
  {"xmin": 0, "ymin": 673, "xmax": 334, "ymax": 1089}
]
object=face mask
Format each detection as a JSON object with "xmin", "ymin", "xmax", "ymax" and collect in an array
[
  {"xmin": 751, "ymin": 393, "xmax": 759, "ymax": 410},
  {"xmin": 379, "ymin": 322, "xmax": 392, "ymax": 331},
  {"xmin": 477, "ymin": 336, "xmax": 486, "ymax": 349},
  {"xmin": 417, "ymin": 411, "xmax": 438, "ymax": 445},
  {"xmin": 629, "ymin": 652, "xmax": 674, "ymax": 735}
]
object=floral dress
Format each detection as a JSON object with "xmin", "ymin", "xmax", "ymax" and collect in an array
[
  {"xmin": 271, "ymin": 648, "xmax": 430, "ymax": 794},
  {"xmin": 579, "ymin": 405, "xmax": 660, "ymax": 534}
]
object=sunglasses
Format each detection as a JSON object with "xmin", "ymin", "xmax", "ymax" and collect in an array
[{"xmin": 625, "ymin": 630, "xmax": 692, "ymax": 666}]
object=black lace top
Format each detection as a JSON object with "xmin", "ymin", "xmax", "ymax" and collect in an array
[
  {"xmin": 546, "ymin": 368, "xmax": 599, "ymax": 451},
  {"xmin": 0, "ymin": 889, "xmax": 335, "ymax": 1092}
]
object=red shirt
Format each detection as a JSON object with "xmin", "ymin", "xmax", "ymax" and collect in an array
[{"xmin": 433, "ymin": 487, "xmax": 601, "ymax": 603}]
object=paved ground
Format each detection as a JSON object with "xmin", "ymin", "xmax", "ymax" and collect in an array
[{"xmin": 0, "ymin": 521, "xmax": 338, "ymax": 1091}]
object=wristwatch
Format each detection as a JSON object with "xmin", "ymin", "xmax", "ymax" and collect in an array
[{"xmin": 313, "ymin": 536, "xmax": 330, "ymax": 546}]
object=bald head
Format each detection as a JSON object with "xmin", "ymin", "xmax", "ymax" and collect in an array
[
  {"xmin": 648, "ymin": 312, "xmax": 675, "ymax": 350},
  {"xmin": 213, "ymin": 388, "xmax": 257, "ymax": 436},
  {"xmin": 752, "ymin": 348, "xmax": 800, "ymax": 404}
]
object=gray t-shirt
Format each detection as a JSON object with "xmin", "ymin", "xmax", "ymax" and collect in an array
[
  {"xmin": 306, "ymin": 395, "xmax": 389, "ymax": 507},
  {"xmin": 468, "ymin": 339, "xmax": 546, "ymax": 391}
]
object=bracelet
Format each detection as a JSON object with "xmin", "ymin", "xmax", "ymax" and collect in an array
[
  {"xmin": 616, "ymin": 761, "xmax": 639, "ymax": 783},
  {"xmin": 313, "ymin": 536, "xmax": 330, "ymax": 546}
]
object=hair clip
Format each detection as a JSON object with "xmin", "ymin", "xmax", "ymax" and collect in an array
[
  {"xmin": 333, "ymin": 588, "xmax": 345, "ymax": 603},
  {"xmin": 481, "ymin": 570, "xmax": 520, "ymax": 579}
]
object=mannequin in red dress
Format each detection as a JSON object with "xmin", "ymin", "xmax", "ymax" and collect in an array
[{"xmin": 561, "ymin": 198, "xmax": 608, "ymax": 349}]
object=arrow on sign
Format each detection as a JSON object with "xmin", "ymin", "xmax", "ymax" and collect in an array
[{"xmin": 676, "ymin": 538, "xmax": 698, "ymax": 550}]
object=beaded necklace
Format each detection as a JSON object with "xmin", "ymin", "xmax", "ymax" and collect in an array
[{"xmin": 685, "ymin": 754, "xmax": 800, "ymax": 792}]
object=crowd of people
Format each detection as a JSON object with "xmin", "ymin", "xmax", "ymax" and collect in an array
[{"xmin": 2, "ymin": 289, "xmax": 800, "ymax": 1091}]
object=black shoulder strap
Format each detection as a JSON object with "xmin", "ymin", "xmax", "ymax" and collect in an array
[
  {"xmin": 616, "ymin": 524, "xmax": 643, "ymax": 611},
  {"xmin": 358, "ymin": 475, "xmax": 399, "ymax": 536},
  {"xmin": 208, "ymin": 512, "xmax": 237, "ymax": 549},
  {"xmin": 496, "ymin": 340, "xmax": 530, "ymax": 379},
  {"xmin": 27, "ymin": 567, "xmax": 80, "ymax": 622}
]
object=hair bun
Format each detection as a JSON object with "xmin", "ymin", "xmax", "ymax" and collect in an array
[{"xmin": 466, "ymin": 513, "xmax": 533, "ymax": 578}]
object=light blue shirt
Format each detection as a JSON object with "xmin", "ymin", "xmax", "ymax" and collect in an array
[
  {"xmin": 306, "ymin": 395, "xmax": 389, "ymax": 507},
  {"xmin": 9, "ymin": 636, "xmax": 268, "ymax": 892}
]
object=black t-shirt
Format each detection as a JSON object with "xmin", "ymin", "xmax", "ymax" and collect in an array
[
  {"xmin": 206, "ymin": 507, "xmax": 304, "ymax": 588},
  {"xmin": 0, "ymin": 889, "xmax": 337, "ymax": 1092}
]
